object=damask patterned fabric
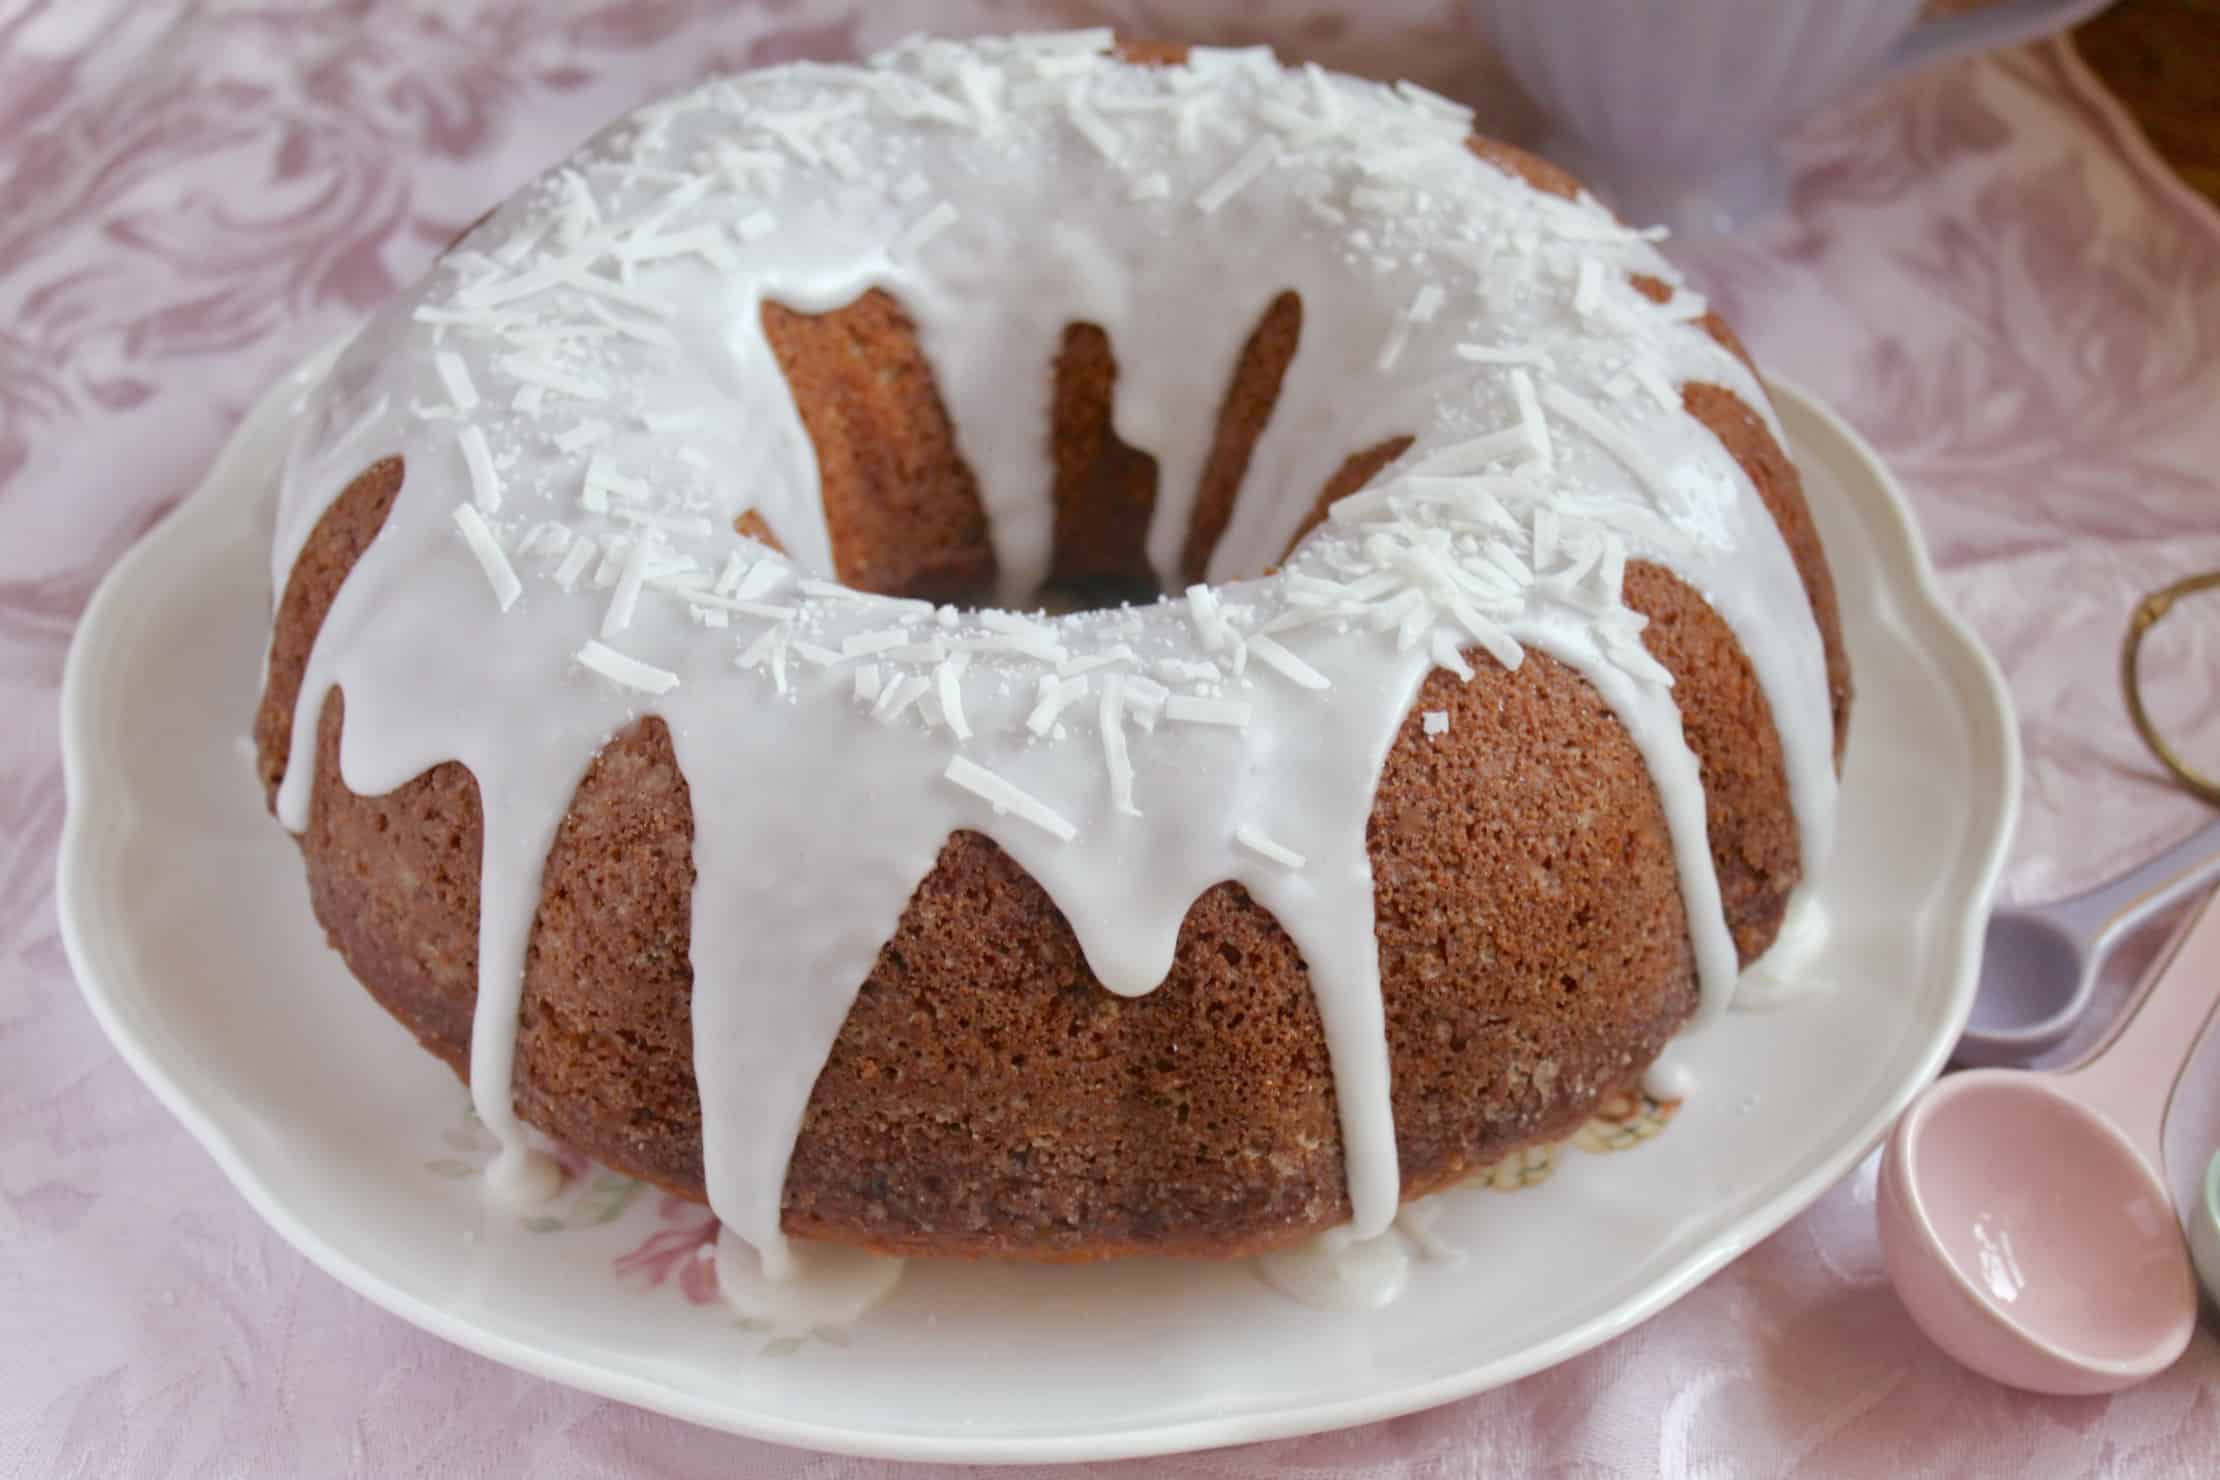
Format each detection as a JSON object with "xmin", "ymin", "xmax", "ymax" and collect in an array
[{"xmin": 4, "ymin": 2, "xmax": 2217, "ymax": 1474}]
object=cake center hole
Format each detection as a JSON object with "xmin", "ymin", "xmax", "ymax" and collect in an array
[{"xmin": 765, "ymin": 288, "xmax": 1405, "ymax": 617}]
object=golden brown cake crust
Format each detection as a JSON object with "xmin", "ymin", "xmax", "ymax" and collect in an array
[
  {"xmin": 1180, "ymin": 290, "xmax": 1304, "ymax": 585},
  {"xmin": 760, "ymin": 288, "xmax": 998, "ymax": 603},
  {"xmin": 1047, "ymin": 320, "xmax": 1160, "ymax": 596},
  {"xmin": 257, "ymin": 105, "xmax": 1853, "ymax": 1260}
]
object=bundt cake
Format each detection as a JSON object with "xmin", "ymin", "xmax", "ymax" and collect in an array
[{"xmin": 253, "ymin": 32, "xmax": 1851, "ymax": 1296}]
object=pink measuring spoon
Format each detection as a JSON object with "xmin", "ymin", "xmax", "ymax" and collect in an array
[{"xmin": 1878, "ymin": 887, "xmax": 2220, "ymax": 1394}]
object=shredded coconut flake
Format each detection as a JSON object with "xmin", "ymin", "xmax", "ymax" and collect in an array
[
  {"xmin": 1099, "ymin": 674, "xmax": 1140, "ymax": 816},
  {"xmin": 944, "ymin": 756, "xmax": 1076, "ymax": 841},
  {"xmin": 978, "ymin": 608, "xmax": 1066, "ymax": 661},
  {"xmin": 1245, "ymin": 632, "xmax": 1330, "ymax": 690},
  {"xmin": 1303, "ymin": 60, "xmax": 1342, "ymax": 121},
  {"xmin": 1122, "ymin": 675, "xmax": 1168, "ymax": 725},
  {"xmin": 711, "ymin": 552, "xmax": 746, "ymax": 598},
  {"xmin": 1195, "ymin": 138, "xmax": 1276, "ymax": 214},
  {"xmin": 621, "ymin": 224, "xmax": 737, "ymax": 271},
  {"xmin": 581, "ymin": 452, "xmax": 650, "ymax": 511},
  {"xmin": 1165, "ymin": 694, "xmax": 1251, "ymax": 728},
  {"xmin": 458, "ymin": 424, "xmax": 502, "ymax": 512},
  {"xmin": 735, "ymin": 623, "xmax": 791, "ymax": 692},
  {"xmin": 498, "ymin": 354, "xmax": 608, "ymax": 402},
  {"xmin": 451, "ymin": 503, "xmax": 520, "ymax": 611},
  {"xmin": 1573, "ymin": 257, "xmax": 1603, "ymax": 317},
  {"xmin": 1531, "ymin": 506, "xmax": 1560, "ymax": 571},
  {"xmin": 1184, "ymin": 584, "xmax": 1236, "ymax": 651},
  {"xmin": 611, "ymin": 506, "xmax": 713, "ymax": 537},
  {"xmin": 586, "ymin": 298, "xmax": 679, "ymax": 347},
  {"xmin": 460, "ymin": 261, "xmax": 566, "ymax": 310},
  {"xmin": 521, "ymin": 521, "xmax": 572, "ymax": 559},
  {"xmin": 1542, "ymin": 382, "xmax": 1681, "ymax": 509},
  {"xmin": 873, "ymin": 673, "xmax": 931, "ymax": 723},
  {"xmin": 1407, "ymin": 427, "xmax": 1530, "ymax": 477},
  {"xmin": 1631, "ymin": 360, "xmax": 1682, "ymax": 414},
  {"xmin": 899, "ymin": 200, "xmax": 960, "ymax": 253},
  {"xmin": 1376, "ymin": 317, "xmax": 1412, "ymax": 373},
  {"xmin": 1065, "ymin": 87, "xmax": 1123, "ymax": 163},
  {"xmin": 1026, "ymin": 674, "xmax": 1088, "ymax": 736},
  {"xmin": 553, "ymin": 419, "xmax": 611, "ymax": 454},
  {"xmin": 736, "ymin": 561, "xmax": 791, "ymax": 600},
  {"xmin": 576, "ymin": 638, "xmax": 677, "ymax": 694},
  {"xmin": 1511, "ymin": 367, "xmax": 1554, "ymax": 468},
  {"xmin": 602, "ymin": 531, "xmax": 652, "ymax": 637},
  {"xmin": 1057, "ymin": 644, "xmax": 1137, "ymax": 678},
  {"xmin": 1393, "ymin": 77, "xmax": 1474, "ymax": 123},
  {"xmin": 1429, "ymin": 629, "xmax": 1474, "ymax": 681},
  {"xmin": 1449, "ymin": 597, "xmax": 1526, "ymax": 672},
  {"xmin": 1235, "ymin": 824, "xmax": 1305, "ymax": 869},
  {"xmin": 1422, "ymin": 709, "xmax": 1450, "ymax": 736},
  {"xmin": 936, "ymin": 661, "xmax": 973, "ymax": 740},
  {"xmin": 1454, "ymin": 342, "xmax": 1544, "ymax": 365},
  {"xmin": 842, "ymin": 627, "xmax": 911, "ymax": 658},
  {"xmin": 434, "ymin": 351, "xmax": 479, "ymax": 411},
  {"xmin": 552, "ymin": 536, "xmax": 597, "ymax": 592}
]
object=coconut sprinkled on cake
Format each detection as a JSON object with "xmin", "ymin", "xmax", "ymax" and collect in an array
[{"xmin": 373, "ymin": 28, "xmax": 1732, "ymax": 784}]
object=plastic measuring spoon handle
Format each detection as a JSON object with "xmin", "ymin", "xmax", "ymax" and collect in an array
[
  {"xmin": 2054, "ymin": 815, "xmax": 2220, "ymax": 955},
  {"xmin": 2065, "ymin": 888, "xmax": 2220, "ymax": 1154}
]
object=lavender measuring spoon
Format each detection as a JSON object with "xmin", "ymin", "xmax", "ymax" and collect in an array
[
  {"xmin": 1959, "ymin": 814, "xmax": 2220, "ymax": 1066},
  {"xmin": 1879, "ymin": 887, "xmax": 2220, "ymax": 1394}
]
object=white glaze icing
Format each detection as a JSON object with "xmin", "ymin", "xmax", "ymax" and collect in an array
[
  {"xmin": 1641, "ymin": 1054, "xmax": 1700, "ymax": 1103},
  {"xmin": 713, "ymin": 1227, "xmax": 905, "ymax": 1334},
  {"xmin": 1393, "ymin": 1197, "xmax": 1464, "ymax": 1264},
  {"xmin": 267, "ymin": 33, "xmax": 1839, "ymax": 1295},
  {"xmin": 1255, "ymin": 1198, "xmax": 1466, "ymax": 1312},
  {"xmin": 1732, "ymin": 887, "xmax": 1833, "ymax": 1011},
  {"xmin": 482, "ymin": 1140, "xmax": 564, "ymax": 1206},
  {"xmin": 1255, "ymin": 1224, "xmax": 1415, "ymax": 1313}
]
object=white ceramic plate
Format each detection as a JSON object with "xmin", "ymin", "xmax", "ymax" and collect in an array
[{"xmin": 59, "ymin": 362, "xmax": 2017, "ymax": 1464}]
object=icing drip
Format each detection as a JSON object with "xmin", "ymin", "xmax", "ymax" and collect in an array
[
  {"xmin": 466, "ymin": 778, "xmax": 575, "ymax": 1206},
  {"xmin": 1733, "ymin": 887, "xmax": 1833, "ymax": 1012},
  {"xmin": 268, "ymin": 33, "xmax": 1840, "ymax": 1291},
  {"xmin": 1255, "ymin": 1225, "xmax": 1414, "ymax": 1313},
  {"xmin": 713, "ymin": 1227, "xmax": 905, "ymax": 1334},
  {"xmin": 1642, "ymin": 1054, "xmax": 1699, "ymax": 1103},
  {"xmin": 484, "ymin": 1142, "xmax": 564, "ymax": 1206},
  {"xmin": 1255, "ymin": 1198, "xmax": 1465, "ymax": 1312}
]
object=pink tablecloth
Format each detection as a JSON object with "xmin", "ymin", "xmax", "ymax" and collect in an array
[{"xmin": 6, "ymin": 2, "xmax": 2219, "ymax": 1474}]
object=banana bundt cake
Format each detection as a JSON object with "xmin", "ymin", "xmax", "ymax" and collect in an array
[{"xmin": 254, "ymin": 31, "xmax": 1850, "ymax": 1297}]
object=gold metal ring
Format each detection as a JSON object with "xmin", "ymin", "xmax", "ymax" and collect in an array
[{"xmin": 2121, "ymin": 570, "xmax": 2220, "ymax": 807}]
